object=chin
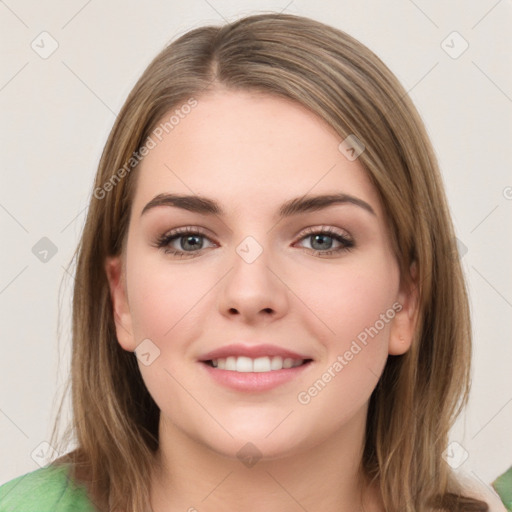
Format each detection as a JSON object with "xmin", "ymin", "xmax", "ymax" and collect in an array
[{"xmin": 201, "ymin": 424, "xmax": 313, "ymax": 463}]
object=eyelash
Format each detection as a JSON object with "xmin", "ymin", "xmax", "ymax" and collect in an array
[{"xmin": 153, "ymin": 225, "xmax": 354, "ymax": 259}]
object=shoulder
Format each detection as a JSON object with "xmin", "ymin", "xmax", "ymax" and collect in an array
[
  {"xmin": 456, "ymin": 469, "xmax": 509, "ymax": 512},
  {"xmin": 492, "ymin": 466, "xmax": 512, "ymax": 512},
  {"xmin": 0, "ymin": 464, "xmax": 96, "ymax": 512}
]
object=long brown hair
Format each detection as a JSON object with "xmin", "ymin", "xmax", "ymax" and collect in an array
[{"xmin": 50, "ymin": 12, "xmax": 487, "ymax": 512}]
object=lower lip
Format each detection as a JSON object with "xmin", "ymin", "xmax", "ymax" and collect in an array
[{"xmin": 199, "ymin": 361, "xmax": 313, "ymax": 392}]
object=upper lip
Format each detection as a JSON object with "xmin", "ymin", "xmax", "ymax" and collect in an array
[{"xmin": 198, "ymin": 343, "xmax": 313, "ymax": 361}]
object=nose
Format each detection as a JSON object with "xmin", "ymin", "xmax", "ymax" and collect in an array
[{"xmin": 217, "ymin": 236, "xmax": 289, "ymax": 325}]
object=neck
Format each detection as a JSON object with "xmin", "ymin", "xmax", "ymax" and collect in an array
[{"xmin": 149, "ymin": 406, "xmax": 383, "ymax": 512}]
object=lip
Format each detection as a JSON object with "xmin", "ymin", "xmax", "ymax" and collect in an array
[
  {"xmin": 199, "ymin": 359, "xmax": 314, "ymax": 392},
  {"xmin": 198, "ymin": 343, "xmax": 312, "ymax": 362}
]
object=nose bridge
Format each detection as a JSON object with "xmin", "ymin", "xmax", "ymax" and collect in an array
[
  {"xmin": 227, "ymin": 210, "xmax": 274, "ymax": 265},
  {"xmin": 229, "ymin": 230, "xmax": 275, "ymax": 288},
  {"xmin": 234, "ymin": 234, "xmax": 266, "ymax": 266}
]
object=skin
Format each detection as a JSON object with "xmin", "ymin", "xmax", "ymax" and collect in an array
[{"xmin": 105, "ymin": 88, "xmax": 418, "ymax": 512}]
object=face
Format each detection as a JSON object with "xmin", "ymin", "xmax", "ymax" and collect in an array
[{"xmin": 105, "ymin": 89, "xmax": 417, "ymax": 460}]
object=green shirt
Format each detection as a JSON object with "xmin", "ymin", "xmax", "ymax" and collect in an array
[
  {"xmin": 0, "ymin": 464, "xmax": 96, "ymax": 512},
  {"xmin": 494, "ymin": 466, "xmax": 512, "ymax": 512}
]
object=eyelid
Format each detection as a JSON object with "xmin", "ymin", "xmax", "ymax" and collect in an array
[
  {"xmin": 155, "ymin": 225, "xmax": 216, "ymax": 247},
  {"xmin": 158, "ymin": 225, "xmax": 213, "ymax": 240},
  {"xmin": 295, "ymin": 225, "xmax": 352, "ymax": 240}
]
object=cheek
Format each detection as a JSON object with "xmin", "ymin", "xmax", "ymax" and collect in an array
[
  {"xmin": 126, "ymin": 250, "xmax": 210, "ymax": 343},
  {"xmin": 303, "ymin": 256, "xmax": 398, "ymax": 337},
  {"xmin": 294, "ymin": 253, "xmax": 400, "ymax": 385},
  {"xmin": 124, "ymin": 252, "xmax": 212, "ymax": 410},
  {"xmin": 292, "ymin": 256, "xmax": 399, "ymax": 414}
]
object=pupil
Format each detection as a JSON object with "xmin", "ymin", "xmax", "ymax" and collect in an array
[
  {"xmin": 183, "ymin": 235, "xmax": 201, "ymax": 250},
  {"xmin": 312, "ymin": 234, "xmax": 332, "ymax": 250}
]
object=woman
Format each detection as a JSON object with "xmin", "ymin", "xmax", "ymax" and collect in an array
[{"xmin": 0, "ymin": 12, "xmax": 506, "ymax": 512}]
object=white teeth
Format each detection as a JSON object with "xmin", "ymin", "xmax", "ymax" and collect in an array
[
  {"xmin": 210, "ymin": 356, "xmax": 305, "ymax": 372},
  {"xmin": 236, "ymin": 356, "xmax": 253, "ymax": 372},
  {"xmin": 253, "ymin": 357, "xmax": 270, "ymax": 372},
  {"xmin": 270, "ymin": 356, "xmax": 283, "ymax": 370}
]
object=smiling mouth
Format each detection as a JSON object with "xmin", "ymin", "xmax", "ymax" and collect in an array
[{"xmin": 203, "ymin": 356, "xmax": 313, "ymax": 372}]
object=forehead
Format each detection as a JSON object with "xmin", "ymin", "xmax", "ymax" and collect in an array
[{"xmin": 132, "ymin": 89, "xmax": 382, "ymax": 218}]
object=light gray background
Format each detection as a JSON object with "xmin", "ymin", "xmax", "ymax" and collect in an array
[{"xmin": 1, "ymin": 0, "xmax": 511, "ymax": 491}]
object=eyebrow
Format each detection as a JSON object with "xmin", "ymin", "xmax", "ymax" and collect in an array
[{"xmin": 140, "ymin": 192, "xmax": 376, "ymax": 218}]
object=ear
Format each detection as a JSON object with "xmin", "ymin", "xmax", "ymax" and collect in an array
[
  {"xmin": 105, "ymin": 255, "xmax": 136, "ymax": 352},
  {"xmin": 388, "ymin": 262, "xmax": 419, "ymax": 356}
]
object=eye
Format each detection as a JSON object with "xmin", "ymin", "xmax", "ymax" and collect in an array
[
  {"xmin": 294, "ymin": 226, "xmax": 354, "ymax": 256},
  {"xmin": 153, "ymin": 225, "xmax": 354, "ymax": 258},
  {"xmin": 154, "ymin": 226, "xmax": 216, "ymax": 258}
]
